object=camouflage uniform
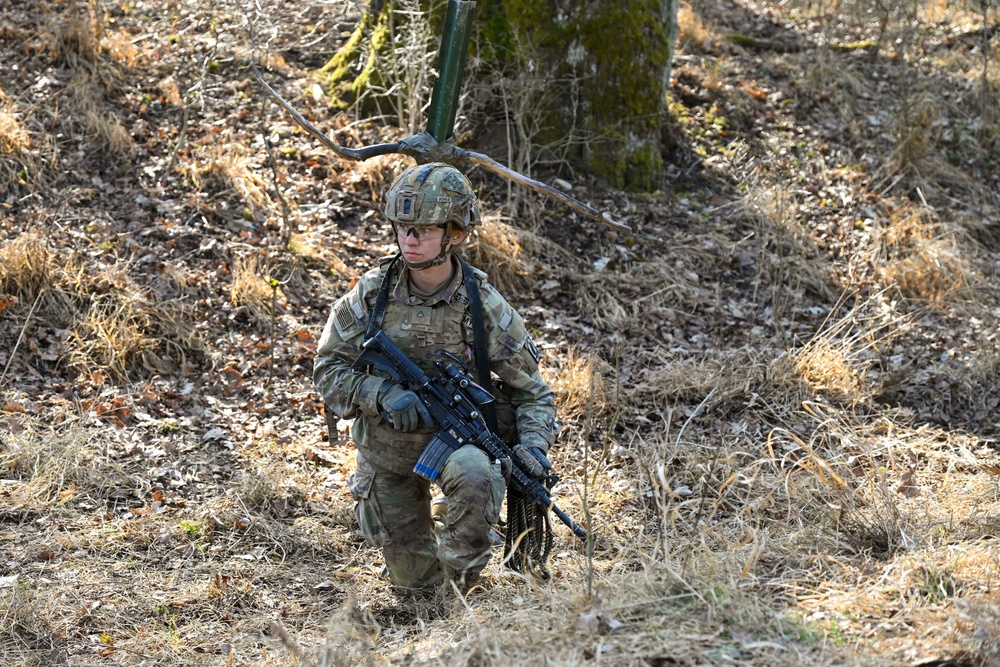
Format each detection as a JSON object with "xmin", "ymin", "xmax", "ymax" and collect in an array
[{"xmin": 314, "ymin": 256, "xmax": 556, "ymax": 588}]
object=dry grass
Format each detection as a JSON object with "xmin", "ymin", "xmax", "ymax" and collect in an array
[
  {"xmin": 782, "ymin": 298, "xmax": 894, "ymax": 405},
  {"xmin": 0, "ymin": 102, "xmax": 31, "ymax": 155},
  {"xmin": 182, "ymin": 143, "xmax": 273, "ymax": 212},
  {"xmin": 0, "ymin": 231, "xmax": 200, "ymax": 380},
  {"xmin": 874, "ymin": 202, "xmax": 978, "ymax": 302},
  {"xmin": 542, "ymin": 347, "xmax": 609, "ymax": 422},
  {"xmin": 0, "ymin": 232, "xmax": 61, "ymax": 304},
  {"xmin": 677, "ymin": 2, "xmax": 714, "ymax": 53},
  {"xmin": 0, "ymin": 231, "xmax": 78, "ymax": 320},
  {"xmin": 464, "ymin": 214, "xmax": 535, "ymax": 294},
  {"xmin": 230, "ymin": 253, "xmax": 287, "ymax": 326},
  {"xmin": 570, "ymin": 254, "xmax": 714, "ymax": 333},
  {"xmin": 100, "ymin": 28, "xmax": 141, "ymax": 66},
  {"xmin": 288, "ymin": 233, "xmax": 360, "ymax": 280},
  {"xmin": 738, "ymin": 186, "xmax": 837, "ymax": 307},
  {"xmin": 63, "ymin": 69, "xmax": 134, "ymax": 159},
  {"xmin": 1, "ymin": 423, "xmax": 142, "ymax": 511},
  {"xmin": 46, "ymin": 0, "xmax": 104, "ymax": 67},
  {"xmin": 334, "ymin": 148, "xmax": 410, "ymax": 197},
  {"xmin": 894, "ymin": 91, "xmax": 939, "ymax": 168},
  {"xmin": 464, "ymin": 212, "xmax": 582, "ymax": 298},
  {"xmin": 628, "ymin": 347, "xmax": 803, "ymax": 423},
  {"xmin": 2, "ymin": 1, "xmax": 999, "ymax": 666},
  {"xmin": 0, "ymin": 96, "xmax": 40, "ymax": 195},
  {"xmin": 0, "ymin": 585, "xmax": 62, "ymax": 665},
  {"xmin": 795, "ymin": 48, "xmax": 870, "ymax": 122},
  {"xmin": 68, "ymin": 290, "xmax": 196, "ymax": 380}
]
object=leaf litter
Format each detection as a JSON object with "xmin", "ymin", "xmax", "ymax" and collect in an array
[{"xmin": 1, "ymin": 0, "xmax": 999, "ymax": 665}]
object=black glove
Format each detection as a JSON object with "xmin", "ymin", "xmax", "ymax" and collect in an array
[
  {"xmin": 513, "ymin": 444, "xmax": 552, "ymax": 478},
  {"xmin": 378, "ymin": 383, "xmax": 433, "ymax": 432}
]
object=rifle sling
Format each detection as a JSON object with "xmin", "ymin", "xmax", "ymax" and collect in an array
[
  {"xmin": 365, "ymin": 255, "xmax": 399, "ymax": 341},
  {"xmin": 460, "ymin": 260, "xmax": 500, "ymax": 435}
]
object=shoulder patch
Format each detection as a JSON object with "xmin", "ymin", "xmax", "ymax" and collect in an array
[
  {"xmin": 498, "ymin": 310, "xmax": 513, "ymax": 331},
  {"xmin": 332, "ymin": 290, "xmax": 367, "ymax": 339},
  {"xmin": 335, "ymin": 298, "xmax": 355, "ymax": 332},
  {"xmin": 525, "ymin": 337, "xmax": 540, "ymax": 364}
]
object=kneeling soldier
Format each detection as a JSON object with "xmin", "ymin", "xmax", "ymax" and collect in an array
[{"xmin": 314, "ymin": 163, "xmax": 556, "ymax": 589}]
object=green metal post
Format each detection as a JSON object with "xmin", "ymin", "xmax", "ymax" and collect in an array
[{"xmin": 426, "ymin": 0, "xmax": 476, "ymax": 142}]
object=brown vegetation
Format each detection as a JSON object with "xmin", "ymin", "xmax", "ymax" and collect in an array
[{"xmin": 1, "ymin": 0, "xmax": 999, "ymax": 666}]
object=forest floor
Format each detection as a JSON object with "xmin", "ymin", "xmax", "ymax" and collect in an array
[{"xmin": 2, "ymin": 0, "xmax": 1000, "ymax": 665}]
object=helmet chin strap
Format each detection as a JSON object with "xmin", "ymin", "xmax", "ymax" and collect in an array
[{"xmin": 398, "ymin": 222, "xmax": 455, "ymax": 270}]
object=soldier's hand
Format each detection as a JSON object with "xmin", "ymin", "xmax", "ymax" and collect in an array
[
  {"xmin": 378, "ymin": 383, "xmax": 433, "ymax": 432},
  {"xmin": 513, "ymin": 444, "xmax": 552, "ymax": 478}
]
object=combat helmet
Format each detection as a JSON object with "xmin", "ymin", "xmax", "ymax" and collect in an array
[{"xmin": 383, "ymin": 163, "xmax": 481, "ymax": 269}]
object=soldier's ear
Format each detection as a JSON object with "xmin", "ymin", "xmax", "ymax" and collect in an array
[{"xmin": 449, "ymin": 229, "xmax": 467, "ymax": 248}]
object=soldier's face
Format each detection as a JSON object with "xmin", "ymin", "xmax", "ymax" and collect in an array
[
  {"xmin": 397, "ymin": 226, "xmax": 466, "ymax": 265},
  {"xmin": 398, "ymin": 225, "xmax": 444, "ymax": 263}
]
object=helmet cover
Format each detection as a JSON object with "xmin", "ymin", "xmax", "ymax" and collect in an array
[{"xmin": 383, "ymin": 163, "xmax": 480, "ymax": 230}]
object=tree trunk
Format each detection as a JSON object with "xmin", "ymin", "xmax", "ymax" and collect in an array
[
  {"xmin": 319, "ymin": 0, "xmax": 679, "ymax": 192},
  {"xmin": 480, "ymin": 0, "xmax": 678, "ymax": 191}
]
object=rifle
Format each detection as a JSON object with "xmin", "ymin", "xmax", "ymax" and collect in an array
[{"xmin": 353, "ymin": 330, "xmax": 588, "ymax": 542}]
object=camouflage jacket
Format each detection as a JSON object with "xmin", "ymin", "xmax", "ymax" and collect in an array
[{"xmin": 314, "ymin": 255, "xmax": 556, "ymax": 475}]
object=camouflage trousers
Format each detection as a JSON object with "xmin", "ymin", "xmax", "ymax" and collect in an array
[{"xmin": 348, "ymin": 444, "xmax": 506, "ymax": 589}]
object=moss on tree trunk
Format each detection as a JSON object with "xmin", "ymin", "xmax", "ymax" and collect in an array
[
  {"xmin": 481, "ymin": 0, "xmax": 678, "ymax": 191},
  {"xmin": 317, "ymin": 0, "xmax": 678, "ymax": 191},
  {"xmin": 318, "ymin": 3, "xmax": 392, "ymax": 108}
]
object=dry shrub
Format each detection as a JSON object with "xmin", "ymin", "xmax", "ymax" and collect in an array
[
  {"xmin": 271, "ymin": 598, "xmax": 377, "ymax": 667},
  {"xmin": 677, "ymin": 2, "xmax": 713, "ymax": 52},
  {"xmin": 787, "ymin": 339, "xmax": 863, "ymax": 403},
  {"xmin": 464, "ymin": 214, "xmax": 534, "ymax": 294},
  {"xmin": 64, "ymin": 69, "xmax": 134, "ymax": 159},
  {"xmin": 977, "ymin": 64, "xmax": 1000, "ymax": 127},
  {"xmin": 464, "ymin": 213, "xmax": 578, "ymax": 296},
  {"xmin": 886, "ymin": 91, "xmax": 992, "ymax": 202},
  {"xmin": 876, "ymin": 204, "xmax": 976, "ymax": 301},
  {"xmin": 230, "ymin": 254, "xmax": 286, "ymax": 326},
  {"xmin": 630, "ymin": 347, "xmax": 805, "ymax": 420},
  {"xmin": 890, "ymin": 332, "xmax": 1000, "ymax": 424},
  {"xmin": 1, "ymin": 424, "xmax": 142, "ymax": 509},
  {"xmin": 794, "ymin": 48, "xmax": 869, "ymax": 121},
  {"xmin": 156, "ymin": 76, "xmax": 183, "ymax": 106},
  {"xmin": 47, "ymin": 0, "xmax": 103, "ymax": 67},
  {"xmin": 100, "ymin": 28, "xmax": 140, "ymax": 66},
  {"xmin": 0, "ymin": 97, "xmax": 39, "ymax": 195},
  {"xmin": 338, "ymin": 151, "xmax": 411, "ymax": 197},
  {"xmin": 236, "ymin": 464, "xmax": 306, "ymax": 518},
  {"xmin": 183, "ymin": 143, "xmax": 271, "ymax": 211},
  {"xmin": 542, "ymin": 347, "xmax": 608, "ymax": 421},
  {"xmin": 963, "ymin": 593, "xmax": 1000, "ymax": 663},
  {"xmin": 0, "ymin": 102, "xmax": 31, "ymax": 155},
  {"xmin": 830, "ymin": 463, "xmax": 915, "ymax": 557},
  {"xmin": 781, "ymin": 291, "xmax": 905, "ymax": 405},
  {"xmin": 571, "ymin": 259, "xmax": 708, "ymax": 333},
  {"xmin": 68, "ymin": 260, "xmax": 200, "ymax": 378},
  {"xmin": 1, "ymin": 232, "xmax": 200, "ymax": 379},
  {"xmin": 0, "ymin": 232, "xmax": 60, "ymax": 304},
  {"xmin": 894, "ymin": 91, "xmax": 939, "ymax": 167},
  {"xmin": 738, "ymin": 186, "xmax": 836, "ymax": 303},
  {"xmin": 69, "ymin": 292, "xmax": 161, "ymax": 379},
  {"xmin": 0, "ymin": 231, "xmax": 78, "ymax": 320},
  {"xmin": 0, "ymin": 586, "xmax": 62, "ymax": 665},
  {"xmin": 288, "ymin": 233, "xmax": 360, "ymax": 280}
]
